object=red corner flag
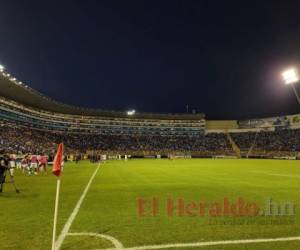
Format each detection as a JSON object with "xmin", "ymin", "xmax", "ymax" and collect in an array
[{"xmin": 52, "ymin": 143, "xmax": 64, "ymax": 177}]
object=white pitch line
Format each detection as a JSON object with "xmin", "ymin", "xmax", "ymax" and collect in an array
[
  {"xmin": 251, "ymin": 171, "xmax": 300, "ymax": 178},
  {"xmin": 54, "ymin": 163, "xmax": 101, "ymax": 250},
  {"xmin": 97, "ymin": 236, "xmax": 300, "ymax": 250},
  {"xmin": 68, "ymin": 232, "xmax": 124, "ymax": 249},
  {"xmin": 264, "ymin": 173, "xmax": 300, "ymax": 178}
]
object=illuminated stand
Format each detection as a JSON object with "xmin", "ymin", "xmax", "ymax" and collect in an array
[{"xmin": 282, "ymin": 68, "xmax": 300, "ymax": 105}]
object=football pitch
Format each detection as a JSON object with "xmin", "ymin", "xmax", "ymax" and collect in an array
[{"xmin": 1, "ymin": 159, "xmax": 300, "ymax": 250}]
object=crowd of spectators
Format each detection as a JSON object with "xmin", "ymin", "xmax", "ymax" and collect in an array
[
  {"xmin": 2, "ymin": 123, "xmax": 299, "ymax": 157},
  {"xmin": 231, "ymin": 129, "xmax": 300, "ymax": 156},
  {"xmin": 0, "ymin": 125, "xmax": 58, "ymax": 154},
  {"xmin": 0, "ymin": 124, "xmax": 232, "ymax": 155}
]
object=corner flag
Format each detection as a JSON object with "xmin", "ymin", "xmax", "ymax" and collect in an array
[
  {"xmin": 52, "ymin": 143, "xmax": 64, "ymax": 177},
  {"xmin": 52, "ymin": 143, "xmax": 64, "ymax": 250}
]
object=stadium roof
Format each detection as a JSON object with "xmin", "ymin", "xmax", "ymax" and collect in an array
[{"xmin": 0, "ymin": 74, "xmax": 204, "ymax": 120}]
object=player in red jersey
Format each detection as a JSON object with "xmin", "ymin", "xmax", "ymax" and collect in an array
[
  {"xmin": 38, "ymin": 153, "xmax": 48, "ymax": 174},
  {"xmin": 21, "ymin": 155, "xmax": 29, "ymax": 174},
  {"xmin": 30, "ymin": 154, "xmax": 38, "ymax": 175}
]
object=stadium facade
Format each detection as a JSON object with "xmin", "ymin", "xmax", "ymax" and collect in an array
[
  {"xmin": 1, "ymin": 73, "xmax": 300, "ymax": 159},
  {"xmin": 0, "ymin": 73, "xmax": 205, "ymax": 136}
]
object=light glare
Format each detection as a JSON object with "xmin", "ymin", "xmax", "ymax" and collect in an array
[
  {"xmin": 127, "ymin": 109, "xmax": 136, "ymax": 115},
  {"xmin": 282, "ymin": 68, "xmax": 299, "ymax": 84}
]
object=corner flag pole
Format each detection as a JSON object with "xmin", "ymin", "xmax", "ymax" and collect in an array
[
  {"xmin": 52, "ymin": 177, "xmax": 61, "ymax": 250},
  {"xmin": 51, "ymin": 143, "xmax": 64, "ymax": 250}
]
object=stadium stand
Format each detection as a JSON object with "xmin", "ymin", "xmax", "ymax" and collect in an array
[
  {"xmin": 0, "ymin": 123, "xmax": 233, "ymax": 156},
  {"xmin": 231, "ymin": 129, "xmax": 300, "ymax": 158},
  {"xmin": 0, "ymin": 73, "xmax": 300, "ymax": 159}
]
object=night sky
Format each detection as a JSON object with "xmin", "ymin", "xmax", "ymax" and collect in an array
[{"xmin": 1, "ymin": 1, "xmax": 300, "ymax": 119}]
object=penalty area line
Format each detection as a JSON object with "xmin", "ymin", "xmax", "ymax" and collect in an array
[
  {"xmin": 97, "ymin": 236, "xmax": 300, "ymax": 250},
  {"xmin": 54, "ymin": 163, "xmax": 101, "ymax": 250}
]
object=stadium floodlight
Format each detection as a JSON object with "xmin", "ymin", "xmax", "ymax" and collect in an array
[
  {"xmin": 0, "ymin": 64, "xmax": 4, "ymax": 72},
  {"xmin": 282, "ymin": 68, "xmax": 300, "ymax": 105},
  {"xmin": 127, "ymin": 109, "xmax": 136, "ymax": 115},
  {"xmin": 282, "ymin": 68, "xmax": 299, "ymax": 84}
]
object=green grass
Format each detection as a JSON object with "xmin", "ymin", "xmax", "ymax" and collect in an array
[{"xmin": 1, "ymin": 159, "xmax": 300, "ymax": 250}]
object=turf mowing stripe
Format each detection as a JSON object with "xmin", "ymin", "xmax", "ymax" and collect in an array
[
  {"xmin": 97, "ymin": 236, "xmax": 300, "ymax": 250},
  {"xmin": 54, "ymin": 163, "xmax": 101, "ymax": 250}
]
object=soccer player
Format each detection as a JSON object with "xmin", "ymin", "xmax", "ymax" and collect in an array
[
  {"xmin": 38, "ymin": 153, "xmax": 48, "ymax": 174},
  {"xmin": 30, "ymin": 154, "xmax": 38, "ymax": 175},
  {"xmin": 75, "ymin": 154, "xmax": 80, "ymax": 164},
  {"xmin": 21, "ymin": 155, "xmax": 29, "ymax": 174},
  {"xmin": 8, "ymin": 154, "xmax": 17, "ymax": 177}
]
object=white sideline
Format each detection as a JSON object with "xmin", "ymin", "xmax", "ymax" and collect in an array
[
  {"xmin": 96, "ymin": 236, "xmax": 300, "ymax": 250},
  {"xmin": 54, "ymin": 163, "xmax": 101, "ymax": 250}
]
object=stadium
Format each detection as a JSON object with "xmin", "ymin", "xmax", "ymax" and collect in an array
[
  {"xmin": 1, "ymin": 70, "xmax": 300, "ymax": 159},
  {"xmin": 1, "ymin": 65, "xmax": 300, "ymax": 250},
  {"xmin": 2, "ymin": 2, "xmax": 300, "ymax": 250}
]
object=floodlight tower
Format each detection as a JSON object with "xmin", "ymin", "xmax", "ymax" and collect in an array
[
  {"xmin": 127, "ymin": 109, "xmax": 136, "ymax": 116},
  {"xmin": 282, "ymin": 68, "xmax": 300, "ymax": 105}
]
